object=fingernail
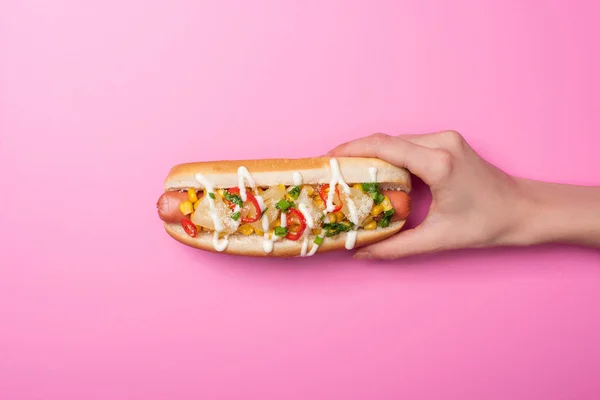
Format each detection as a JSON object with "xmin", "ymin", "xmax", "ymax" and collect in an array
[{"xmin": 354, "ymin": 251, "xmax": 371, "ymax": 260}]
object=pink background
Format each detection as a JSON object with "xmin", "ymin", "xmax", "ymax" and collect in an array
[{"xmin": 1, "ymin": 0, "xmax": 600, "ymax": 398}]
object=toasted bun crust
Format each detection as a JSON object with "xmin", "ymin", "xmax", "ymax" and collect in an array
[
  {"xmin": 164, "ymin": 220, "xmax": 406, "ymax": 257},
  {"xmin": 164, "ymin": 157, "xmax": 411, "ymax": 192}
]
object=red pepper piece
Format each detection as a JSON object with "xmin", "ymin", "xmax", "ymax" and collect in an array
[
  {"xmin": 285, "ymin": 208, "xmax": 307, "ymax": 241},
  {"xmin": 319, "ymin": 184, "xmax": 343, "ymax": 212},
  {"xmin": 181, "ymin": 219, "xmax": 197, "ymax": 237}
]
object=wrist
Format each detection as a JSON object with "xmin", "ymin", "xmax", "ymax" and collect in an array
[{"xmin": 508, "ymin": 178, "xmax": 600, "ymax": 248}]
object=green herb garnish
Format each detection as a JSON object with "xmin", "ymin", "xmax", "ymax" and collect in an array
[
  {"xmin": 377, "ymin": 209, "xmax": 395, "ymax": 228},
  {"xmin": 322, "ymin": 222, "xmax": 353, "ymax": 237},
  {"xmin": 208, "ymin": 192, "xmax": 216, "ymax": 199},
  {"xmin": 314, "ymin": 236, "xmax": 323, "ymax": 245},
  {"xmin": 373, "ymin": 192, "xmax": 385, "ymax": 205},
  {"xmin": 275, "ymin": 198, "xmax": 295, "ymax": 213},
  {"xmin": 231, "ymin": 211, "xmax": 241, "ymax": 221},
  {"xmin": 361, "ymin": 183, "xmax": 378, "ymax": 192},
  {"xmin": 288, "ymin": 186, "xmax": 301, "ymax": 200},
  {"xmin": 274, "ymin": 226, "xmax": 288, "ymax": 237},
  {"xmin": 223, "ymin": 191, "xmax": 243, "ymax": 207},
  {"xmin": 361, "ymin": 182, "xmax": 384, "ymax": 205}
]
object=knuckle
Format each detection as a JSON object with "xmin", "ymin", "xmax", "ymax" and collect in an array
[
  {"xmin": 440, "ymin": 130, "xmax": 465, "ymax": 151},
  {"xmin": 428, "ymin": 149, "xmax": 453, "ymax": 181},
  {"xmin": 369, "ymin": 132, "xmax": 392, "ymax": 146}
]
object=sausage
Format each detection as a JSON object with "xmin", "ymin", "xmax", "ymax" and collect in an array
[
  {"xmin": 156, "ymin": 191, "xmax": 189, "ymax": 223},
  {"xmin": 156, "ymin": 189, "xmax": 412, "ymax": 224},
  {"xmin": 383, "ymin": 190, "xmax": 411, "ymax": 221}
]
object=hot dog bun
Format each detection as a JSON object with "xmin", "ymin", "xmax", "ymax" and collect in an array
[
  {"xmin": 159, "ymin": 156, "xmax": 411, "ymax": 257},
  {"xmin": 164, "ymin": 220, "xmax": 406, "ymax": 257},
  {"xmin": 164, "ymin": 157, "xmax": 411, "ymax": 192}
]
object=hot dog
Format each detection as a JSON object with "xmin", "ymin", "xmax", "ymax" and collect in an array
[
  {"xmin": 157, "ymin": 191, "xmax": 189, "ymax": 223},
  {"xmin": 156, "ymin": 157, "xmax": 412, "ymax": 257},
  {"xmin": 157, "ymin": 189, "xmax": 410, "ymax": 224}
]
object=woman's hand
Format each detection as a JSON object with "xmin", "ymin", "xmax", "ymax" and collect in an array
[{"xmin": 328, "ymin": 131, "xmax": 600, "ymax": 259}]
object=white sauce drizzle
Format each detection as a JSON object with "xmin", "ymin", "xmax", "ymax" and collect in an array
[
  {"xmin": 345, "ymin": 199, "xmax": 360, "ymax": 226},
  {"xmin": 262, "ymin": 232, "xmax": 273, "ymax": 253},
  {"xmin": 231, "ymin": 204, "xmax": 242, "ymax": 231},
  {"xmin": 255, "ymin": 195, "xmax": 266, "ymax": 213},
  {"xmin": 261, "ymin": 212, "xmax": 270, "ymax": 233},
  {"xmin": 306, "ymin": 241, "xmax": 320, "ymax": 256},
  {"xmin": 298, "ymin": 203, "xmax": 315, "ymax": 229},
  {"xmin": 345, "ymin": 230, "xmax": 357, "ymax": 250},
  {"xmin": 292, "ymin": 172, "xmax": 303, "ymax": 186},
  {"xmin": 195, "ymin": 173, "xmax": 224, "ymax": 233},
  {"xmin": 323, "ymin": 158, "xmax": 361, "ymax": 251},
  {"xmin": 369, "ymin": 167, "xmax": 378, "ymax": 182},
  {"xmin": 212, "ymin": 232, "xmax": 229, "ymax": 252},
  {"xmin": 301, "ymin": 233, "xmax": 310, "ymax": 256},
  {"xmin": 237, "ymin": 166, "xmax": 256, "ymax": 201},
  {"xmin": 325, "ymin": 159, "xmax": 351, "ymax": 212},
  {"xmin": 299, "ymin": 203, "xmax": 318, "ymax": 256},
  {"xmin": 254, "ymin": 194, "xmax": 273, "ymax": 253}
]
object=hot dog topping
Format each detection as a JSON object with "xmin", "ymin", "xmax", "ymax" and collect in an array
[
  {"xmin": 275, "ymin": 199, "xmax": 295, "ymax": 213},
  {"xmin": 319, "ymin": 184, "xmax": 343, "ymax": 212},
  {"xmin": 225, "ymin": 187, "xmax": 261, "ymax": 223},
  {"xmin": 181, "ymin": 219, "xmax": 197, "ymax": 238},
  {"xmin": 285, "ymin": 208, "xmax": 307, "ymax": 241},
  {"xmin": 288, "ymin": 186, "xmax": 301, "ymax": 200}
]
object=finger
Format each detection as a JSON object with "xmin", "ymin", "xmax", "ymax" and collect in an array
[
  {"xmin": 354, "ymin": 224, "xmax": 448, "ymax": 260},
  {"xmin": 399, "ymin": 130, "xmax": 466, "ymax": 153},
  {"xmin": 327, "ymin": 133, "xmax": 441, "ymax": 181},
  {"xmin": 397, "ymin": 132, "xmax": 445, "ymax": 148}
]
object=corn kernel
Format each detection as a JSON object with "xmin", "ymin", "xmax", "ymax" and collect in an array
[
  {"xmin": 188, "ymin": 189, "xmax": 198, "ymax": 203},
  {"xmin": 303, "ymin": 185, "xmax": 315, "ymax": 196},
  {"xmin": 285, "ymin": 194, "xmax": 294, "ymax": 201},
  {"xmin": 217, "ymin": 189, "xmax": 225, "ymax": 197},
  {"xmin": 238, "ymin": 224, "xmax": 254, "ymax": 236},
  {"xmin": 194, "ymin": 199, "xmax": 202, "ymax": 210},
  {"xmin": 312, "ymin": 229, "xmax": 322, "ymax": 235},
  {"xmin": 255, "ymin": 229, "xmax": 264, "ymax": 236},
  {"xmin": 371, "ymin": 205, "xmax": 384, "ymax": 216},
  {"xmin": 327, "ymin": 214, "xmax": 337, "ymax": 223},
  {"xmin": 352, "ymin": 183, "xmax": 363, "ymax": 192},
  {"xmin": 364, "ymin": 221, "xmax": 377, "ymax": 230},
  {"xmin": 314, "ymin": 196, "xmax": 324, "ymax": 207},
  {"xmin": 179, "ymin": 201, "xmax": 194, "ymax": 215},
  {"xmin": 278, "ymin": 184, "xmax": 286, "ymax": 190},
  {"xmin": 334, "ymin": 211, "xmax": 345, "ymax": 223},
  {"xmin": 381, "ymin": 196, "xmax": 392, "ymax": 211},
  {"xmin": 362, "ymin": 216, "xmax": 374, "ymax": 227}
]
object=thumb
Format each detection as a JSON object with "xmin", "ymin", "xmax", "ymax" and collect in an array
[{"xmin": 354, "ymin": 222, "xmax": 448, "ymax": 260}]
